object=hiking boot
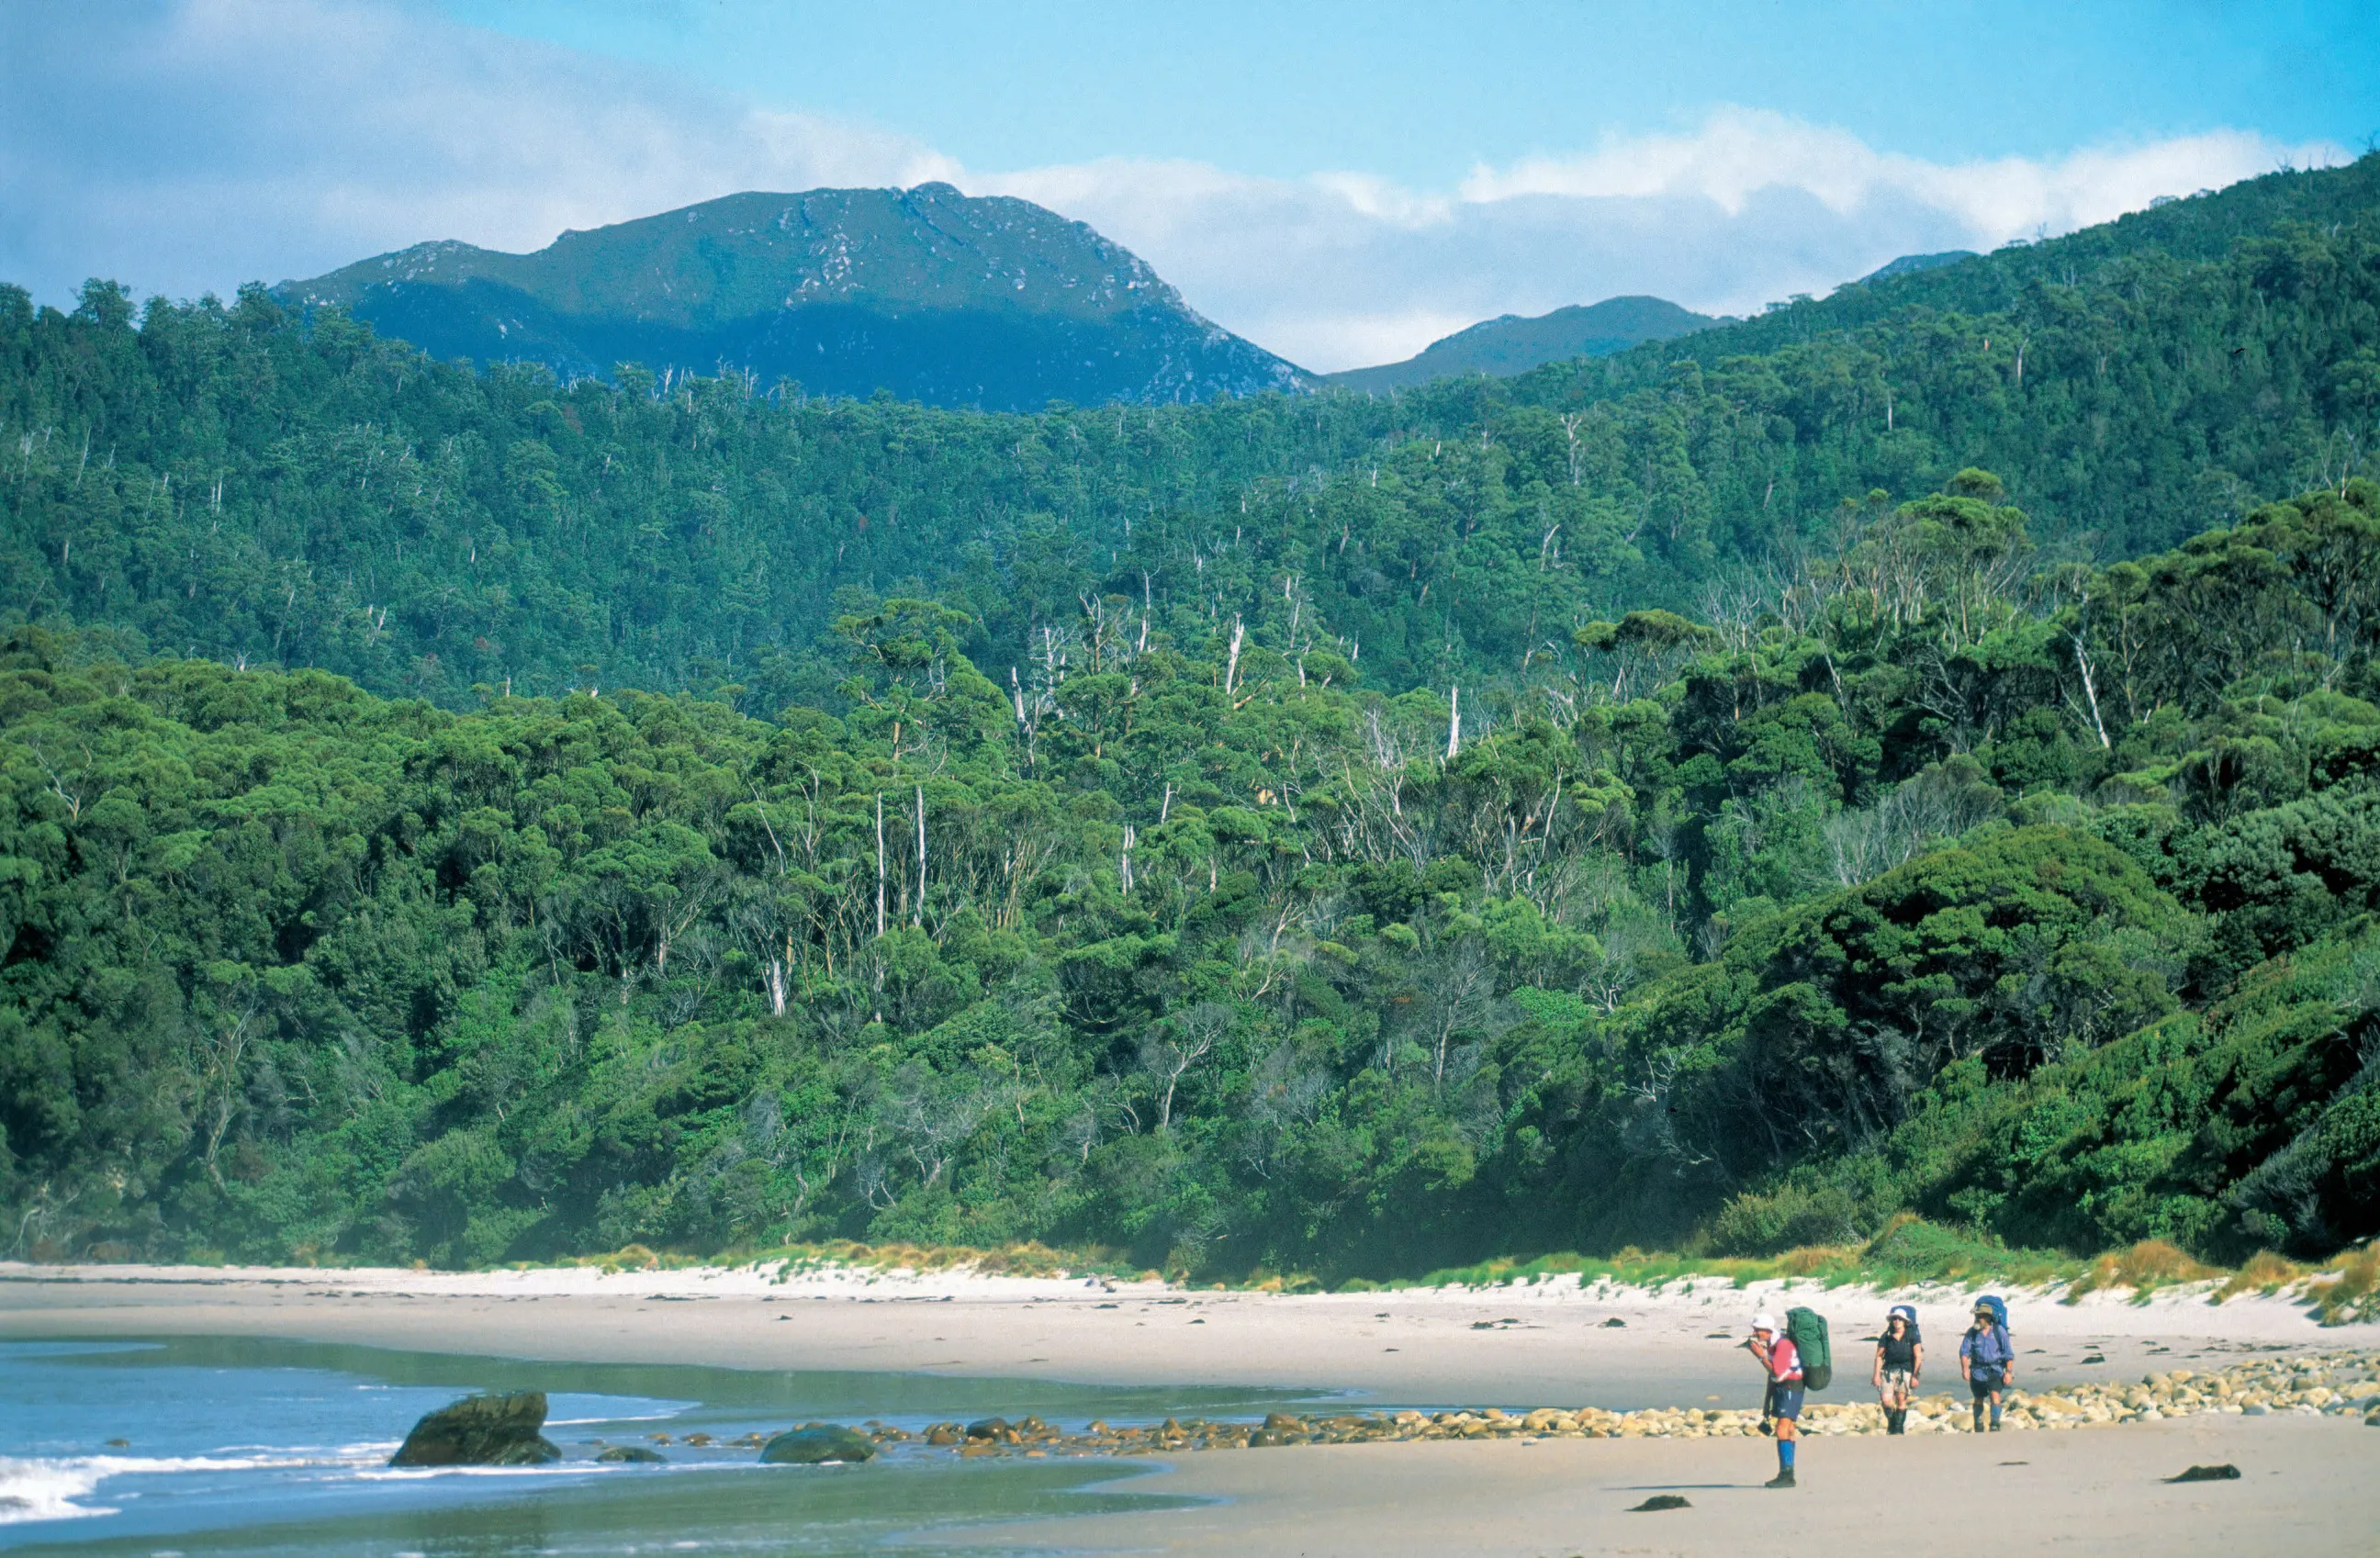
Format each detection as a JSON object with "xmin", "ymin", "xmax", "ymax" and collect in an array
[{"xmin": 1764, "ymin": 1471, "xmax": 1797, "ymax": 1488}]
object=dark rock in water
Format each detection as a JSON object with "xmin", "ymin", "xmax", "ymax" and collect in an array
[
  {"xmin": 104, "ymin": 1438, "xmax": 129, "ymax": 1448},
  {"xmin": 389, "ymin": 1391, "xmax": 562, "ymax": 1467},
  {"xmin": 2167, "ymin": 1463, "xmax": 2242, "ymax": 1483},
  {"xmin": 1631, "ymin": 1495, "xmax": 1690, "ymax": 1511},
  {"xmin": 759, "ymin": 1425, "xmax": 876, "ymax": 1464},
  {"xmin": 964, "ymin": 1417, "xmax": 1010, "ymax": 1440},
  {"xmin": 1603, "ymin": 1317, "xmax": 1628, "ymax": 1328},
  {"xmin": 597, "ymin": 1444, "xmax": 667, "ymax": 1463}
]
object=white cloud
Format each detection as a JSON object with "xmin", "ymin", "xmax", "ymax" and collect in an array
[
  {"xmin": 0, "ymin": 4, "xmax": 2349, "ymax": 375},
  {"xmin": 0, "ymin": 0, "xmax": 952, "ymax": 306},
  {"xmin": 989, "ymin": 109, "xmax": 2345, "ymax": 369},
  {"xmin": 1463, "ymin": 108, "xmax": 2327, "ymax": 240}
]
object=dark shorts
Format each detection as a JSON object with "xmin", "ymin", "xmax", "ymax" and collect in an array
[
  {"xmin": 1765, "ymin": 1384, "xmax": 1805, "ymax": 1420},
  {"xmin": 1969, "ymin": 1370, "xmax": 2004, "ymax": 1397}
]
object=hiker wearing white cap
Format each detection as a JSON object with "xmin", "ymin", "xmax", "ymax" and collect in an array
[
  {"xmin": 1745, "ymin": 1310, "xmax": 1802, "ymax": 1487},
  {"xmin": 1873, "ymin": 1305, "xmax": 1922, "ymax": 1434}
]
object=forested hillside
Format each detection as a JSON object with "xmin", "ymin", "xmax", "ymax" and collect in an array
[
  {"xmin": 4, "ymin": 158, "xmax": 2377, "ymax": 716},
  {"xmin": 1322, "ymin": 296, "xmax": 1716, "ymax": 392},
  {"xmin": 3, "ymin": 474, "xmax": 2377, "ymax": 1272},
  {"xmin": 4, "ymin": 156, "xmax": 2380, "ymax": 1275}
]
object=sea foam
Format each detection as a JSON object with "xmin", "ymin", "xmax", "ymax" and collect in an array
[{"xmin": 0, "ymin": 1452, "xmax": 325, "ymax": 1526}]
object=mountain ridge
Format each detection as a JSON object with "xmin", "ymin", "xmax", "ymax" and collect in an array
[
  {"xmin": 280, "ymin": 184, "xmax": 1310, "ymax": 410},
  {"xmin": 1325, "ymin": 295, "xmax": 1716, "ymax": 392}
]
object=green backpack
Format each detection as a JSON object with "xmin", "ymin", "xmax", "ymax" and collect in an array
[{"xmin": 1785, "ymin": 1306, "xmax": 1833, "ymax": 1390}]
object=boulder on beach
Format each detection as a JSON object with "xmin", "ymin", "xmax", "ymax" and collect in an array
[
  {"xmin": 389, "ymin": 1391, "xmax": 562, "ymax": 1467},
  {"xmin": 597, "ymin": 1444, "xmax": 667, "ymax": 1463},
  {"xmin": 759, "ymin": 1425, "xmax": 876, "ymax": 1464}
]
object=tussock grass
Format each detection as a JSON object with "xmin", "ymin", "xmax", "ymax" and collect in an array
[
  {"xmin": 2064, "ymin": 1239, "xmax": 2220, "ymax": 1303},
  {"xmin": 1398, "ymin": 1219, "xmax": 2165, "ymax": 1298},
  {"xmin": 546, "ymin": 1237, "xmax": 1134, "ymax": 1282},
  {"xmin": 533, "ymin": 1223, "xmax": 2368, "ymax": 1319},
  {"xmin": 740, "ymin": 1238, "xmax": 1130, "ymax": 1281},
  {"xmin": 2211, "ymin": 1250, "xmax": 2306, "ymax": 1303},
  {"xmin": 2308, "ymin": 1244, "xmax": 2380, "ymax": 1325}
]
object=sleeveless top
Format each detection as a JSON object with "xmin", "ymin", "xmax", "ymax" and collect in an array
[{"xmin": 1880, "ymin": 1332, "xmax": 1918, "ymax": 1372}]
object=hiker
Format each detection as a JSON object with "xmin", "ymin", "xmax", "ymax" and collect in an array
[
  {"xmin": 1872, "ymin": 1305, "xmax": 1922, "ymax": 1434},
  {"xmin": 1745, "ymin": 1311, "xmax": 1802, "ymax": 1487},
  {"xmin": 1958, "ymin": 1299, "xmax": 2015, "ymax": 1431}
]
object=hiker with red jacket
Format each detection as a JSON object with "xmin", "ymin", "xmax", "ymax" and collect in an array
[
  {"xmin": 1745, "ymin": 1311, "xmax": 1802, "ymax": 1487},
  {"xmin": 1959, "ymin": 1298, "xmax": 2015, "ymax": 1431}
]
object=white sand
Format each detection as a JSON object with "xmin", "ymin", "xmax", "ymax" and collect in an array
[{"xmin": 0, "ymin": 1258, "xmax": 2343, "ymax": 1407}]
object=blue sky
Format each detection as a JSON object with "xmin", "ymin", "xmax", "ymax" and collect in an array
[
  {"xmin": 5, "ymin": 1, "xmax": 2374, "ymax": 369},
  {"xmin": 447, "ymin": 0, "xmax": 2377, "ymax": 181}
]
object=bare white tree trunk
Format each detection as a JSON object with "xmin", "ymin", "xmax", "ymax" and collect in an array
[
  {"xmin": 1446, "ymin": 686, "xmax": 1461, "ymax": 759},
  {"xmin": 874, "ymin": 792, "xmax": 886, "ymax": 939},
  {"xmin": 2074, "ymin": 633, "xmax": 2113, "ymax": 748}
]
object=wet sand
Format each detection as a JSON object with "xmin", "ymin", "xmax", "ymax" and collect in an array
[{"xmin": 945, "ymin": 1413, "xmax": 2374, "ymax": 1557}]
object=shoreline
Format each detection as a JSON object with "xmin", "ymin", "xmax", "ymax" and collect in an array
[
  {"xmin": 6, "ymin": 1261, "xmax": 2377, "ymax": 1556},
  {"xmin": 0, "ymin": 1258, "xmax": 2359, "ymax": 1407}
]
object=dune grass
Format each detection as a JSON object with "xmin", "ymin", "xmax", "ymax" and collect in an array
[
  {"xmin": 2308, "ymin": 1245, "xmax": 2380, "ymax": 1325},
  {"xmin": 1400, "ymin": 1216, "xmax": 2072, "ymax": 1296},
  {"xmin": 2212, "ymin": 1250, "xmax": 2308, "ymax": 1303},
  {"xmin": 1375, "ymin": 1221, "xmax": 2374, "ymax": 1321},
  {"xmin": 2064, "ymin": 1239, "xmax": 2223, "ymax": 1303},
  {"xmin": 528, "ymin": 1223, "xmax": 2374, "ymax": 1325}
]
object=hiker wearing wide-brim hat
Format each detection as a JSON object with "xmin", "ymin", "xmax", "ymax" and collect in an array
[
  {"xmin": 1958, "ymin": 1299, "xmax": 2015, "ymax": 1431},
  {"xmin": 1873, "ymin": 1305, "xmax": 1922, "ymax": 1434},
  {"xmin": 1745, "ymin": 1311, "xmax": 1803, "ymax": 1487}
]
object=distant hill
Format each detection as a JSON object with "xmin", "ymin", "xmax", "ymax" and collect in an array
[
  {"xmin": 1324, "ymin": 296, "xmax": 1717, "ymax": 392},
  {"xmin": 1859, "ymin": 250, "xmax": 1978, "ymax": 283},
  {"xmin": 279, "ymin": 184, "xmax": 1310, "ymax": 410}
]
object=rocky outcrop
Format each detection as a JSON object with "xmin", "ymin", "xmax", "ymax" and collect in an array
[
  {"xmin": 758, "ymin": 1424, "xmax": 877, "ymax": 1464},
  {"xmin": 388, "ymin": 1391, "xmax": 562, "ymax": 1466}
]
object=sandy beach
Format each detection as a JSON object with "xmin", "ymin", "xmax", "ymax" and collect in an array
[
  {"xmin": 949, "ymin": 1413, "xmax": 2374, "ymax": 1558},
  {"xmin": 6, "ymin": 1259, "xmax": 2376, "ymax": 1553},
  {"xmin": 0, "ymin": 1258, "xmax": 2349, "ymax": 1405}
]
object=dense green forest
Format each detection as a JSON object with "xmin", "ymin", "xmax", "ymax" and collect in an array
[
  {"xmin": 3, "ymin": 156, "xmax": 2377, "ymax": 716},
  {"xmin": 4, "ymin": 158, "xmax": 2380, "ymax": 1273},
  {"xmin": 2, "ymin": 473, "xmax": 2377, "ymax": 1272}
]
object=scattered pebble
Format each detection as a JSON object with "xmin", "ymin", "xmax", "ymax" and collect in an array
[{"xmin": 875, "ymin": 1346, "xmax": 2380, "ymax": 1459}]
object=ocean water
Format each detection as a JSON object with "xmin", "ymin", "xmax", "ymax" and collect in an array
[{"xmin": 0, "ymin": 1337, "xmax": 1318, "ymax": 1556}]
